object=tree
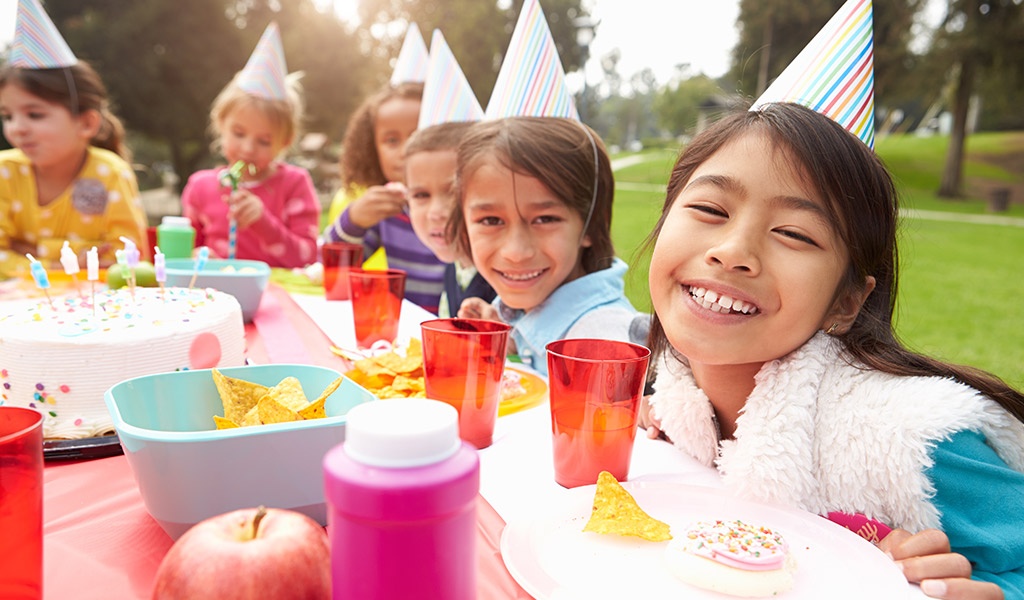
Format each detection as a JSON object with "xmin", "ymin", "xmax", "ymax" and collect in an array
[
  {"xmin": 654, "ymin": 74, "xmax": 729, "ymax": 138},
  {"xmin": 931, "ymin": 0, "xmax": 1024, "ymax": 198}
]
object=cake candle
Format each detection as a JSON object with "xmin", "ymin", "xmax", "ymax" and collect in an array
[
  {"xmin": 60, "ymin": 241, "xmax": 83, "ymax": 297},
  {"xmin": 154, "ymin": 246, "xmax": 166, "ymax": 300},
  {"xmin": 189, "ymin": 246, "xmax": 210, "ymax": 291},
  {"xmin": 87, "ymin": 246, "xmax": 99, "ymax": 315},
  {"xmin": 120, "ymin": 237, "xmax": 140, "ymax": 298},
  {"xmin": 26, "ymin": 253, "xmax": 55, "ymax": 310},
  {"xmin": 115, "ymin": 249, "xmax": 134, "ymax": 303}
]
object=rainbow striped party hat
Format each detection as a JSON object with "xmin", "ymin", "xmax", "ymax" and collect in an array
[
  {"xmin": 750, "ymin": 0, "xmax": 875, "ymax": 148},
  {"xmin": 10, "ymin": 0, "xmax": 77, "ymax": 69},
  {"xmin": 389, "ymin": 23, "xmax": 430, "ymax": 85},
  {"xmin": 418, "ymin": 30, "xmax": 484, "ymax": 129},
  {"xmin": 485, "ymin": 0, "xmax": 578, "ymax": 121},
  {"xmin": 237, "ymin": 22, "xmax": 288, "ymax": 100}
]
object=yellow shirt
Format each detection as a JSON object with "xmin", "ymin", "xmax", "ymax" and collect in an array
[{"xmin": 0, "ymin": 147, "xmax": 149, "ymax": 276}]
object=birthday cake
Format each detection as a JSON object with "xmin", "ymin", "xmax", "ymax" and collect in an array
[
  {"xmin": 0, "ymin": 287, "xmax": 245, "ymax": 439},
  {"xmin": 664, "ymin": 519, "xmax": 797, "ymax": 597}
]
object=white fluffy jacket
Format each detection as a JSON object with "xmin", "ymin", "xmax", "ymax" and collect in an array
[{"xmin": 649, "ymin": 333, "xmax": 1024, "ymax": 532}]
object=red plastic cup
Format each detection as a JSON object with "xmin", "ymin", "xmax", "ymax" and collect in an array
[
  {"xmin": 349, "ymin": 268, "xmax": 406, "ymax": 349},
  {"xmin": 322, "ymin": 242, "xmax": 364, "ymax": 300},
  {"xmin": 546, "ymin": 339, "xmax": 651, "ymax": 488},
  {"xmin": 421, "ymin": 318, "xmax": 511, "ymax": 449},
  {"xmin": 0, "ymin": 407, "xmax": 44, "ymax": 598}
]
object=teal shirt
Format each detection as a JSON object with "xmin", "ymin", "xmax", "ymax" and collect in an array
[{"xmin": 928, "ymin": 430, "xmax": 1024, "ymax": 599}]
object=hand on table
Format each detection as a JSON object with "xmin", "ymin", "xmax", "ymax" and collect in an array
[
  {"xmin": 348, "ymin": 184, "xmax": 407, "ymax": 229},
  {"xmin": 226, "ymin": 189, "xmax": 265, "ymax": 228},
  {"xmin": 879, "ymin": 528, "xmax": 1003, "ymax": 600}
]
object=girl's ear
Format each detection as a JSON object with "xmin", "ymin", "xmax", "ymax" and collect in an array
[
  {"xmin": 581, "ymin": 233, "xmax": 592, "ymax": 248},
  {"xmin": 77, "ymin": 109, "xmax": 102, "ymax": 140},
  {"xmin": 822, "ymin": 275, "xmax": 876, "ymax": 335}
]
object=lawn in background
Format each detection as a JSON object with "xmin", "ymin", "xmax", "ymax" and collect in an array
[{"xmin": 610, "ymin": 135, "xmax": 1024, "ymax": 388}]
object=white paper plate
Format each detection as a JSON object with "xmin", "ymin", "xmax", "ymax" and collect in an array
[{"xmin": 500, "ymin": 481, "xmax": 911, "ymax": 599}]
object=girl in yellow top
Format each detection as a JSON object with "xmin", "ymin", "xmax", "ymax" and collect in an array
[{"xmin": 0, "ymin": 61, "xmax": 149, "ymax": 276}]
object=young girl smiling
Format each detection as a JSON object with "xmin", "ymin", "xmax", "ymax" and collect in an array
[{"xmin": 643, "ymin": 102, "xmax": 1024, "ymax": 600}]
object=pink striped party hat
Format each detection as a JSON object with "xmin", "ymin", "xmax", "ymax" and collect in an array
[
  {"xmin": 10, "ymin": 0, "xmax": 77, "ymax": 69},
  {"xmin": 750, "ymin": 0, "xmax": 875, "ymax": 148},
  {"xmin": 389, "ymin": 23, "xmax": 430, "ymax": 85},
  {"xmin": 418, "ymin": 30, "xmax": 484, "ymax": 129},
  {"xmin": 485, "ymin": 0, "xmax": 578, "ymax": 121},
  {"xmin": 237, "ymin": 22, "xmax": 288, "ymax": 100}
]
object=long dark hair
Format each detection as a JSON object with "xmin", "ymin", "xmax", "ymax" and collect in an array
[
  {"xmin": 645, "ymin": 102, "xmax": 1024, "ymax": 422},
  {"xmin": 0, "ymin": 61, "xmax": 130, "ymax": 162},
  {"xmin": 337, "ymin": 82, "xmax": 422, "ymax": 192},
  {"xmin": 450, "ymin": 116, "xmax": 616, "ymax": 275}
]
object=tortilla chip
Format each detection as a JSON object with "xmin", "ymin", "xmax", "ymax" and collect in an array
[
  {"xmin": 266, "ymin": 377, "xmax": 308, "ymax": 412},
  {"xmin": 213, "ymin": 415, "xmax": 239, "ymax": 429},
  {"xmin": 343, "ymin": 341, "xmax": 428, "ymax": 399},
  {"xmin": 298, "ymin": 397, "xmax": 326, "ymax": 420},
  {"xmin": 212, "ymin": 369, "xmax": 270, "ymax": 423},
  {"xmin": 240, "ymin": 404, "xmax": 261, "ymax": 427},
  {"xmin": 582, "ymin": 471, "xmax": 672, "ymax": 542},
  {"xmin": 257, "ymin": 395, "xmax": 301, "ymax": 424}
]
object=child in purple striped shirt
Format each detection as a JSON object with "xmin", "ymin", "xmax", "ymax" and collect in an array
[{"xmin": 322, "ymin": 82, "xmax": 445, "ymax": 313}]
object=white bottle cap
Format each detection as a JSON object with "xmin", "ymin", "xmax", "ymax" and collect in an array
[
  {"xmin": 344, "ymin": 399, "xmax": 461, "ymax": 468},
  {"xmin": 161, "ymin": 215, "xmax": 192, "ymax": 228}
]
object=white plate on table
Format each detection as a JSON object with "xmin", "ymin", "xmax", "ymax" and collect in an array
[{"xmin": 500, "ymin": 481, "xmax": 910, "ymax": 599}]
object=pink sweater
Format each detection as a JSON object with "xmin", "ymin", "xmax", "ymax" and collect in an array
[{"xmin": 181, "ymin": 162, "xmax": 319, "ymax": 268}]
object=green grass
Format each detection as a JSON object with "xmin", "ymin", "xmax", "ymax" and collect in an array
[{"xmin": 611, "ymin": 134, "xmax": 1024, "ymax": 388}]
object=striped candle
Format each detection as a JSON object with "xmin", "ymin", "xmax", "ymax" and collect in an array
[
  {"xmin": 750, "ymin": 0, "xmax": 875, "ymax": 148},
  {"xmin": 485, "ymin": 0, "xmax": 579, "ymax": 121}
]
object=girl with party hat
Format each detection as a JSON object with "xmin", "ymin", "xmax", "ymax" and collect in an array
[
  {"xmin": 641, "ymin": 2, "xmax": 1024, "ymax": 597},
  {"xmin": 0, "ymin": 0, "xmax": 149, "ymax": 275},
  {"xmin": 322, "ymin": 23, "xmax": 446, "ymax": 313},
  {"xmin": 180, "ymin": 22, "xmax": 319, "ymax": 269},
  {"xmin": 451, "ymin": 0, "xmax": 637, "ymax": 376}
]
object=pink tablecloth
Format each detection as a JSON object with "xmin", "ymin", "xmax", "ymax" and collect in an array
[{"xmin": 41, "ymin": 285, "xmax": 531, "ymax": 599}]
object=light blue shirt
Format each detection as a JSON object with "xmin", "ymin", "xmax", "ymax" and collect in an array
[{"xmin": 495, "ymin": 258, "xmax": 636, "ymax": 376}]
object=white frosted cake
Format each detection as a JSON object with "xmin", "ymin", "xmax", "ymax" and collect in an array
[{"xmin": 0, "ymin": 287, "xmax": 245, "ymax": 439}]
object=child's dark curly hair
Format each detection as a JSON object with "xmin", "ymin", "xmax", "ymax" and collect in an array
[{"xmin": 338, "ymin": 82, "xmax": 424, "ymax": 193}]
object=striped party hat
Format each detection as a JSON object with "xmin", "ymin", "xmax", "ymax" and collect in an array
[
  {"xmin": 389, "ymin": 23, "xmax": 430, "ymax": 85},
  {"xmin": 237, "ymin": 22, "xmax": 288, "ymax": 100},
  {"xmin": 10, "ymin": 0, "xmax": 77, "ymax": 69},
  {"xmin": 750, "ymin": 0, "xmax": 875, "ymax": 148},
  {"xmin": 485, "ymin": 0, "xmax": 578, "ymax": 121},
  {"xmin": 418, "ymin": 30, "xmax": 484, "ymax": 129}
]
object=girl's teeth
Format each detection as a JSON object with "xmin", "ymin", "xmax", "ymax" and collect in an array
[{"xmin": 688, "ymin": 286, "xmax": 758, "ymax": 315}]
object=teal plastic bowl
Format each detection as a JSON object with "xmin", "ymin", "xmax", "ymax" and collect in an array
[
  {"xmin": 163, "ymin": 258, "xmax": 270, "ymax": 322},
  {"xmin": 104, "ymin": 364, "xmax": 375, "ymax": 539}
]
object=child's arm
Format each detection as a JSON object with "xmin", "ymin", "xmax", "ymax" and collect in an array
[
  {"xmin": 879, "ymin": 529, "xmax": 1004, "ymax": 599},
  {"xmin": 231, "ymin": 170, "xmax": 320, "ymax": 268}
]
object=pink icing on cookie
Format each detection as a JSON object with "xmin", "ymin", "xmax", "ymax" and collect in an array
[{"xmin": 680, "ymin": 520, "xmax": 788, "ymax": 571}]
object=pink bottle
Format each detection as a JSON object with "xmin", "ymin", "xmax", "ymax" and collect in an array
[{"xmin": 323, "ymin": 399, "xmax": 479, "ymax": 600}]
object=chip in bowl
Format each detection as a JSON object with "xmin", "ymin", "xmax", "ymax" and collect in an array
[{"xmin": 211, "ymin": 369, "xmax": 344, "ymax": 428}]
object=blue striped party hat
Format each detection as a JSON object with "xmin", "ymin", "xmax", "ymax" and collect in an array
[
  {"xmin": 750, "ymin": 0, "xmax": 875, "ymax": 148},
  {"xmin": 418, "ymin": 30, "xmax": 484, "ymax": 129},
  {"xmin": 485, "ymin": 0, "xmax": 578, "ymax": 121},
  {"xmin": 389, "ymin": 23, "xmax": 430, "ymax": 85},
  {"xmin": 10, "ymin": 0, "xmax": 77, "ymax": 69},
  {"xmin": 237, "ymin": 22, "xmax": 288, "ymax": 100}
]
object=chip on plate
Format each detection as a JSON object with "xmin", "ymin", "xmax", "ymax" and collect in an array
[
  {"xmin": 342, "ymin": 340, "xmax": 427, "ymax": 399},
  {"xmin": 582, "ymin": 471, "xmax": 672, "ymax": 542}
]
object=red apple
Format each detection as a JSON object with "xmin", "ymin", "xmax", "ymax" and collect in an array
[{"xmin": 152, "ymin": 506, "xmax": 330, "ymax": 599}]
